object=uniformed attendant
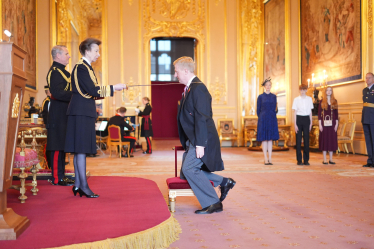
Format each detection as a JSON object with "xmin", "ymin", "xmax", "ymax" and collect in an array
[
  {"xmin": 46, "ymin": 45, "xmax": 74, "ymax": 186},
  {"xmin": 362, "ymin": 72, "xmax": 374, "ymax": 168},
  {"xmin": 40, "ymin": 85, "xmax": 51, "ymax": 125},
  {"xmin": 108, "ymin": 107, "xmax": 137, "ymax": 157},
  {"xmin": 136, "ymin": 97, "xmax": 153, "ymax": 154},
  {"xmin": 64, "ymin": 38, "xmax": 127, "ymax": 198}
]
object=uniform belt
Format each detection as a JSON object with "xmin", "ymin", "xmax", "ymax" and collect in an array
[{"xmin": 364, "ymin": 103, "xmax": 374, "ymax": 108}]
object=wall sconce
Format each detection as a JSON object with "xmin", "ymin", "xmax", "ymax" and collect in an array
[{"xmin": 3, "ymin": 30, "xmax": 12, "ymax": 42}]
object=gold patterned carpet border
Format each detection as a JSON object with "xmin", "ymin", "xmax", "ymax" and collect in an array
[{"xmin": 49, "ymin": 215, "xmax": 181, "ymax": 249}]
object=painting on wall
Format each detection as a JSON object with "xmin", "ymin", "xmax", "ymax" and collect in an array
[
  {"xmin": 2, "ymin": 0, "xmax": 36, "ymax": 90},
  {"xmin": 300, "ymin": 0, "xmax": 361, "ymax": 86},
  {"xmin": 264, "ymin": 0, "xmax": 286, "ymax": 115}
]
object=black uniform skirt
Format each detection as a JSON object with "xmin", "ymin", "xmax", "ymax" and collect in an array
[{"xmin": 64, "ymin": 115, "xmax": 97, "ymax": 154}]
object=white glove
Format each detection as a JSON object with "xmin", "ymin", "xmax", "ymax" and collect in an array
[
  {"xmin": 113, "ymin": 83, "xmax": 127, "ymax": 91},
  {"xmin": 135, "ymin": 108, "xmax": 140, "ymax": 114}
]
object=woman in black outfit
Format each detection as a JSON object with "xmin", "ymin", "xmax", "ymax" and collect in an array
[
  {"xmin": 136, "ymin": 97, "xmax": 153, "ymax": 154},
  {"xmin": 65, "ymin": 38, "xmax": 126, "ymax": 198}
]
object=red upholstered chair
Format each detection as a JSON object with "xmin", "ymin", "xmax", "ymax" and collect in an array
[
  {"xmin": 107, "ymin": 125, "xmax": 130, "ymax": 158},
  {"xmin": 166, "ymin": 146, "xmax": 214, "ymax": 212}
]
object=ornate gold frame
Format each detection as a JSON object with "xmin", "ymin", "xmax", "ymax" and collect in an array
[
  {"xmin": 299, "ymin": 0, "xmax": 368, "ymax": 87},
  {"xmin": 262, "ymin": 0, "xmax": 291, "ymax": 125}
]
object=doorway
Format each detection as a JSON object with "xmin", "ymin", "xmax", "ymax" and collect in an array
[{"xmin": 150, "ymin": 38, "xmax": 196, "ymax": 139}]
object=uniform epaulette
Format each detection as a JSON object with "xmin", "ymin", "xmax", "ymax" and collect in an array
[
  {"xmin": 47, "ymin": 67, "xmax": 71, "ymax": 91},
  {"xmin": 74, "ymin": 58, "xmax": 111, "ymax": 99}
]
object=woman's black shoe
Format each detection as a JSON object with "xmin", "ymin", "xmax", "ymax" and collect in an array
[
  {"xmin": 322, "ymin": 161, "xmax": 328, "ymax": 165},
  {"xmin": 72, "ymin": 186, "xmax": 79, "ymax": 196},
  {"xmin": 78, "ymin": 189, "xmax": 99, "ymax": 198},
  {"xmin": 329, "ymin": 161, "xmax": 336, "ymax": 164}
]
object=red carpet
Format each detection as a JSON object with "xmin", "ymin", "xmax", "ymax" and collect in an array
[{"xmin": 0, "ymin": 176, "xmax": 179, "ymax": 249}]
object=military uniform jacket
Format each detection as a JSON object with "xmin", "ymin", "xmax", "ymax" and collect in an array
[
  {"xmin": 362, "ymin": 86, "xmax": 374, "ymax": 124},
  {"xmin": 177, "ymin": 77, "xmax": 224, "ymax": 172},
  {"xmin": 41, "ymin": 96, "xmax": 50, "ymax": 124},
  {"xmin": 108, "ymin": 115, "xmax": 134, "ymax": 138},
  {"xmin": 46, "ymin": 62, "xmax": 72, "ymax": 151},
  {"xmin": 66, "ymin": 59, "xmax": 113, "ymax": 118},
  {"xmin": 138, "ymin": 103, "xmax": 153, "ymax": 137}
]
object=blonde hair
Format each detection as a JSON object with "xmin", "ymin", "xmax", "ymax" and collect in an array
[{"xmin": 173, "ymin": 56, "xmax": 195, "ymax": 73}]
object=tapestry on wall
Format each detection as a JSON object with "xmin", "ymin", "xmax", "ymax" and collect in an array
[
  {"xmin": 264, "ymin": 0, "xmax": 285, "ymax": 93},
  {"xmin": 300, "ymin": 0, "xmax": 361, "ymax": 86},
  {"xmin": 2, "ymin": 0, "xmax": 36, "ymax": 90}
]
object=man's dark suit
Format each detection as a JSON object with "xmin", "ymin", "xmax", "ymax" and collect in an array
[
  {"xmin": 362, "ymin": 85, "xmax": 374, "ymax": 165},
  {"xmin": 177, "ymin": 76, "xmax": 224, "ymax": 208}
]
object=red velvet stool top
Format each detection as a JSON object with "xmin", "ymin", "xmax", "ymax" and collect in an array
[
  {"xmin": 166, "ymin": 177, "xmax": 214, "ymax": 190},
  {"xmin": 14, "ymin": 148, "xmax": 39, "ymax": 168}
]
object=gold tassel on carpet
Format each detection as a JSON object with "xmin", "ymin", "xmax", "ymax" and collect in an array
[{"xmin": 49, "ymin": 215, "xmax": 181, "ymax": 249}]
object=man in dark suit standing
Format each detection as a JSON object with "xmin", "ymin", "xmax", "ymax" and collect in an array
[
  {"xmin": 174, "ymin": 56, "xmax": 235, "ymax": 214},
  {"xmin": 362, "ymin": 73, "xmax": 374, "ymax": 168},
  {"xmin": 46, "ymin": 45, "xmax": 74, "ymax": 186}
]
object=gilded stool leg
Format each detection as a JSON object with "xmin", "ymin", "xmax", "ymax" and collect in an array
[
  {"xmin": 18, "ymin": 168, "xmax": 28, "ymax": 203},
  {"xmin": 169, "ymin": 191, "xmax": 176, "ymax": 213},
  {"xmin": 30, "ymin": 164, "xmax": 39, "ymax": 195}
]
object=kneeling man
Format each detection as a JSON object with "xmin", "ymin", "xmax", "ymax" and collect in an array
[
  {"xmin": 174, "ymin": 56, "xmax": 235, "ymax": 214},
  {"xmin": 108, "ymin": 107, "xmax": 136, "ymax": 157}
]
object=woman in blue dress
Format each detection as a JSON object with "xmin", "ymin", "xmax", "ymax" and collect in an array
[{"xmin": 257, "ymin": 78, "xmax": 279, "ymax": 165}]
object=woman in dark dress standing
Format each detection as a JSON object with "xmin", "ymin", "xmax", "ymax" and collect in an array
[
  {"xmin": 256, "ymin": 78, "xmax": 279, "ymax": 165},
  {"xmin": 136, "ymin": 97, "xmax": 153, "ymax": 154},
  {"xmin": 65, "ymin": 38, "xmax": 127, "ymax": 198},
  {"xmin": 318, "ymin": 86, "xmax": 339, "ymax": 164}
]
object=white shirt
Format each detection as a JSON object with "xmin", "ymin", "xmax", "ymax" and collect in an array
[
  {"xmin": 82, "ymin": 57, "xmax": 91, "ymax": 66},
  {"xmin": 186, "ymin": 75, "xmax": 196, "ymax": 88},
  {"xmin": 292, "ymin": 95, "xmax": 314, "ymax": 116}
]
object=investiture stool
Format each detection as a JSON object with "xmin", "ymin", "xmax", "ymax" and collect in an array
[
  {"xmin": 46, "ymin": 45, "xmax": 74, "ymax": 186},
  {"xmin": 362, "ymin": 73, "xmax": 374, "ymax": 168},
  {"xmin": 174, "ymin": 57, "xmax": 236, "ymax": 214}
]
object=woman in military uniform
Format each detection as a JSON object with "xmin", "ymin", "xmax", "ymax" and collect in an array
[
  {"xmin": 136, "ymin": 97, "xmax": 153, "ymax": 154},
  {"xmin": 65, "ymin": 38, "xmax": 127, "ymax": 198}
]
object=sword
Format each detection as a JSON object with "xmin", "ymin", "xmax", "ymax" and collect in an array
[{"xmin": 127, "ymin": 83, "xmax": 183, "ymax": 87}]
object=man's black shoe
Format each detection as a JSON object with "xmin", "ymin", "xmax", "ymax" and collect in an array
[
  {"xmin": 297, "ymin": 162, "xmax": 303, "ymax": 165},
  {"xmin": 195, "ymin": 202, "xmax": 223, "ymax": 214},
  {"xmin": 143, "ymin": 151, "xmax": 152, "ymax": 154},
  {"xmin": 220, "ymin": 178, "xmax": 236, "ymax": 202},
  {"xmin": 48, "ymin": 179, "xmax": 74, "ymax": 186},
  {"xmin": 304, "ymin": 162, "xmax": 310, "ymax": 166},
  {"xmin": 363, "ymin": 164, "xmax": 372, "ymax": 167},
  {"xmin": 124, "ymin": 153, "xmax": 134, "ymax": 158},
  {"xmin": 62, "ymin": 177, "xmax": 75, "ymax": 184}
]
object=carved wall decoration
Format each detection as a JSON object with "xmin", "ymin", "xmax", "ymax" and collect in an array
[
  {"xmin": 215, "ymin": 0, "xmax": 222, "ymax": 6},
  {"xmin": 129, "ymin": 0, "xmax": 134, "ymax": 6},
  {"xmin": 240, "ymin": 0, "xmax": 262, "ymax": 81},
  {"xmin": 11, "ymin": 94, "xmax": 20, "ymax": 118},
  {"xmin": 369, "ymin": 0, "xmax": 373, "ymax": 38},
  {"xmin": 143, "ymin": 0, "xmax": 205, "ymax": 44},
  {"xmin": 123, "ymin": 77, "xmax": 141, "ymax": 104},
  {"xmin": 210, "ymin": 77, "xmax": 227, "ymax": 105},
  {"xmin": 160, "ymin": 0, "xmax": 190, "ymax": 20},
  {"xmin": 238, "ymin": 0, "xmax": 263, "ymax": 116}
]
